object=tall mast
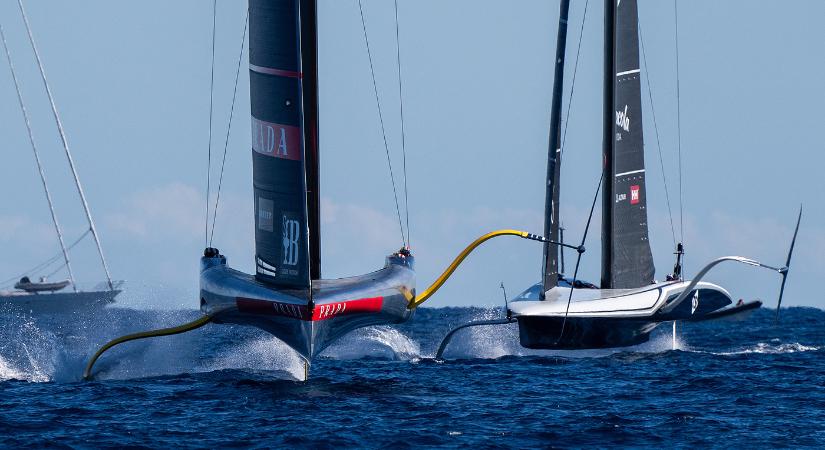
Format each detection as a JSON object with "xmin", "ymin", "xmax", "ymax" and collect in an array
[
  {"xmin": 249, "ymin": 0, "xmax": 320, "ymax": 290},
  {"xmin": 299, "ymin": 0, "xmax": 321, "ymax": 281},
  {"xmin": 601, "ymin": 0, "xmax": 655, "ymax": 289},
  {"xmin": 0, "ymin": 24, "xmax": 77, "ymax": 291},
  {"xmin": 17, "ymin": 0, "xmax": 114, "ymax": 290},
  {"xmin": 541, "ymin": 0, "xmax": 571, "ymax": 296},
  {"xmin": 601, "ymin": 0, "xmax": 616, "ymax": 289}
]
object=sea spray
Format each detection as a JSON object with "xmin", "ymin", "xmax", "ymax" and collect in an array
[
  {"xmin": 202, "ymin": 334, "xmax": 306, "ymax": 381},
  {"xmin": 436, "ymin": 308, "xmax": 522, "ymax": 359},
  {"xmin": 323, "ymin": 326, "xmax": 421, "ymax": 361},
  {"xmin": 0, "ymin": 355, "xmax": 29, "ymax": 382}
]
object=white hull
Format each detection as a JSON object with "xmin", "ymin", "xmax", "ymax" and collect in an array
[
  {"xmin": 510, "ymin": 281, "xmax": 731, "ymax": 319},
  {"xmin": 0, "ymin": 289, "xmax": 119, "ymax": 314}
]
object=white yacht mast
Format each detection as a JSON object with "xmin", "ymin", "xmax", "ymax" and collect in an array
[
  {"xmin": 0, "ymin": 23, "xmax": 77, "ymax": 291},
  {"xmin": 17, "ymin": 0, "xmax": 114, "ymax": 290}
]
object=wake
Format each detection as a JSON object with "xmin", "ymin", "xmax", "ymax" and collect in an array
[{"xmin": 0, "ymin": 307, "xmax": 818, "ymax": 383}]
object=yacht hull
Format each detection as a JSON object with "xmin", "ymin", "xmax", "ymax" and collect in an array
[
  {"xmin": 199, "ymin": 253, "xmax": 415, "ymax": 360},
  {"xmin": 0, "ymin": 289, "xmax": 120, "ymax": 314},
  {"xmin": 510, "ymin": 281, "xmax": 732, "ymax": 350}
]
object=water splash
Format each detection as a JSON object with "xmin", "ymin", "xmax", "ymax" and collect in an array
[
  {"xmin": 435, "ymin": 308, "xmax": 523, "ymax": 359},
  {"xmin": 324, "ymin": 326, "xmax": 421, "ymax": 360},
  {"xmin": 0, "ymin": 316, "xmax": 59, "ymax": 382},
  {"xmin": 0, "ymin": 355, "xmax": 29, "ymax": 382},
  {"xmin": 202, "ymin": 335, "xmax": 306, "ymax": 381}
]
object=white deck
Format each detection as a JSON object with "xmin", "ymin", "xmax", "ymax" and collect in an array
[{"xmin": 509, "ymin": 280, "xmax": 730, "ymax": 318}]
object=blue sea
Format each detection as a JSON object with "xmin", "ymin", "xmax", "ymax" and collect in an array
[{"xmin": 0, "ymin": 306, "xmax": 823, "ymax": 448}]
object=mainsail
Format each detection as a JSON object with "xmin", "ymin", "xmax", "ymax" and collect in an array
[
  {"xmin": 250, "ymin": 0, "xmax": 320, "ymax": 287},
  {"xmin": 601, "ymin": 0, "xmax": 655, "ymax": 289},
  {"xmin": 541, "ymin": 0, "xmax": 571, "ymax": 294}
]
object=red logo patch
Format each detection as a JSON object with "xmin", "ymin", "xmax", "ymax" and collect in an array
[
  {"xmin": 630, "ymin": 185, "xmax": 640, "ymax": 205},
  {"xmin": 235, "ymin": 296, "xmax": 384, "ymax": 322}
]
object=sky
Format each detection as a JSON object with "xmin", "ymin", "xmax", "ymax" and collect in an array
[{"xmin": 0, "ymin": 0, "xmax": 823, "ymax": 310}]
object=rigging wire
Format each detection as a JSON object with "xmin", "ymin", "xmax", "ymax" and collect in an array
[
  {"xmin": 674, "ymin": 0, "xmax": 685, "ymax": 245},
  {"xmin": 393, "ymin": 0, "xmax": 411, "ymax": 248},
  {"xmin": 0, "ymin": 230, "xmax": 90, "ymax": 288},
  {"xmin": 17, "ymin": 0, "xmax": 113, "ymax": 290},
  {"xmin": 204, "ymin": 0, "xmax": 217, "ymax": 248},
  {"xmin": 358, "ymin": 0, "xmax": 407, "ymax": 248},
  {"xmin": 557, "ymin": 170, "xmax": 603, "ymax": 344},
  {"xmin": 209, "ymin": 9, "xmax": 249, "ymax": 247},
  {"xmin": 0, "ymin": 22, "xmax": 77, "ymax": 290},
  {"xmin": 560, "ymin": 0, "xmax": 589, "ymax": 152},
  {"xmin": 638, "ymin": 23, "xmax": 677, "ymax": 247}
]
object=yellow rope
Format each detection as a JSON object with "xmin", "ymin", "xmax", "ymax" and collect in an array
[
  {"xmin": 409, "ymin": 229, "xmax": 535, "ymax": 308},
  {"xmin": 83, "ymin": 314, "xmax": 214, "ymax": 381}
]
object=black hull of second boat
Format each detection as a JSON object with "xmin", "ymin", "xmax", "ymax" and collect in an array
[{"xmin": 511, "ymin": 281, "xmax": 736, "ymax": 350}]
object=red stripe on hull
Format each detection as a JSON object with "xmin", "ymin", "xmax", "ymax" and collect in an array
[{"xmin": 235, "ymin": 296, "xmax": 385, "ymax": 322}]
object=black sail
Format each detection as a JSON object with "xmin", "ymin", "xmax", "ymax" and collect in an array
[
  {"xmin": 250, "ymin": 0, "xmax": 320, "ymax": 288},
  {"xmin": 600, "ymin": 0, "xmax": 654, "ymax": 289},
  {"xmin": 542, "ymin": 0, "xmax": 571, "ymax": 295}
]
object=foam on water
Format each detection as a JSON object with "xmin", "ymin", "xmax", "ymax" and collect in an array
[{"xmin": 716, "ymin": 342, "xmax": 819, "ymax": 355}]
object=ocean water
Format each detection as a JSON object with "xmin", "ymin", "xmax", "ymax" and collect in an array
[{"xmin": 0, "ymin": 305, "xmax": 823, "ymax": 448}]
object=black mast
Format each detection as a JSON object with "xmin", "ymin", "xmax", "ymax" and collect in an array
[
  {"xmin": 249, "ymin": 0, "xmax": 321, "ymax": 289},
  {"xmin": 601, "ymin": 0, "xmax": 615, "ymax": 289},
  {"xmin": 601, "ymin": 0, "xmax": 655, "ymax": 289},
  {"xmin": 542, "ymin": 0, "xmax": 571, "ymax": 297},
  {"xmin": 299, "ymin": 0, "xmax": 321, "ymax": 281}
]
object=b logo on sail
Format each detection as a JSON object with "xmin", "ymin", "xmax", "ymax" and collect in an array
[{"xmin": 282, "ymin": 216, "xmax": 300, "ymax": 266}]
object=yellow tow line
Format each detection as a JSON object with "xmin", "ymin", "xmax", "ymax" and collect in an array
[
  {"xmin": 409, "ymin": 229, "xmax": 548, "ymax": 308},
  {"xmin": 83, "ymin": 314, "xmax": 214, "ymax": 380}
]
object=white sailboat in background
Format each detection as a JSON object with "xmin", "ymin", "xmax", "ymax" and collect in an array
[{"xmin": 0, "ymin": 1, "xmax": 122, "ymax": 313}]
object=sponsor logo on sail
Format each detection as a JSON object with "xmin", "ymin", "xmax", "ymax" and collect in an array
[
  {"xmin": 257, "ymin": 198, "xmax": 274, "ymax": 232},
  {"xmin": 616, "ymin": 193, "xmax": 627, "ymax": 203},
  {"xmin": 616, "ymin": 105, "xmax": 630, "ymax": 132},
  {"xmin": 630, "ymin": 185, "xmax": 640, "ymax": 205},
  {"xmin": 251, "ymin": 117, "xmax": 302, "ymax": 161},
  {"xmin": 282, "ymin": 216, "xmax": 300, "ymax": 266}
]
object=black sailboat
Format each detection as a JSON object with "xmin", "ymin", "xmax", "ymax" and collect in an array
[
  {"xmin": 197, "ymin": 0, "xmax": 415, "ymax": 360},
  {"xmin": 437, "ymin": 0, "xmax": 799, "ymax": 356},
  {"xmin": 84, "ymin": 0, "xmax": 417, "ymax": 379}
]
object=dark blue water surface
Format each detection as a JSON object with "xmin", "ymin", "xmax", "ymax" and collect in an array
[{"xmin": 0, "ymin": 305, "xmax": 823, "ymax": 448}]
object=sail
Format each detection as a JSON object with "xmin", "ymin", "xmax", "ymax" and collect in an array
[
  {"xmin": 600, "ymin": 0, "xmax": 655, "ymax": 289},
  {"xmin": 250, "ymin": 0, "xmax": 320, "ymax": 288},
  {"xmin": 542, "ymin": 0, "xmax": 571, "ymax": 295}
]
